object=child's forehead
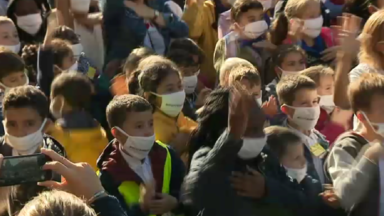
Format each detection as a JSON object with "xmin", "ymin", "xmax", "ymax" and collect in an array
[
  {"xmin": 4, "ymin": 106, "xmax": 42, "ymax": 120},
  {"xmin": 3, "ymin": 71, "xmax": 25, "ymax": 79},
  {"xmin": 124, "ymin": 110, "xmax": 153, "ymax": 123},
  {"xmin": 0, "ymin": 22, "xmax": 16, "ymax": 32}
]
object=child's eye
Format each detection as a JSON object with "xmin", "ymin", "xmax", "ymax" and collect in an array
[
  {"xmin": 27, "ymin": 120, "xmax": 35, "ymax": 127},
  {"xmin": 136, "ymin": 124, "xmax": 143, "ymax": 129}
]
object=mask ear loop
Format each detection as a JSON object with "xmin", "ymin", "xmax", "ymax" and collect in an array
[
  {"xmin": 361, "ymin": 112, "xmax": 377, "ymax": 132},
  {"xmin": 59, "ymin": 97, "xmax": 65, "ymax": 117}
]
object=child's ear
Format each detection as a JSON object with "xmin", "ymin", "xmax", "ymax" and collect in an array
[
  {"xmin": 356, "ymin": 111, "xmax": 365, "ymax": 122},
  {"xmin": 281, "ymin": 105, "xmax": 288, "ymax": 114},
  {"xmin": 143, "ymin": 92, "xmax": 150, "ymax": 100},
  {"xmin": 111, "ymin": 127, "xmax": 117, "ymax": 138},
  {"xmin": 376, "ymin": 42, "xmax": 384, "ymax": 53}
]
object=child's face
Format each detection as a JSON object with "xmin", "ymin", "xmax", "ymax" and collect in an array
[
  {"xmin": 236, "ymin": 9, "xmax": 264, "ymax": 28},
  {"xmin": 61, "ymin": 53, "xmax": 76, "ymax": 71},
  {"xmin": 239, "ymin": 79, "xmax": 262, "ymax": 99},
  {"xmin": 115, "ymin": 111, "xmax": 154, "ymax": 143},
  {"xmin": 317, "ymin": 75, "xmax": 334, "ymax": 96},
  {"xmin": 4, "ymin": 107, "xmax": 45, "ymax": 137},
  {"xmin": 284, "ymin": 88, "xmax": 319, "ymax": 116},
  {"xmin": 156, "ymin": 72, "xmax": 183, "ymax": 95},
  {"xmin": 277, "ymin": 52, "xmax": 306, "ymax": 73},
  {"xmin": 14, "ymin": 0, "xmax": 40, "ymax": 16},
  {"xmin": 180, "ymin": 65, "xmax": 200, "ymax": 78},
  {"xmin": 0, "ymin": 71, "xmax": 27, "ymax": 89},
  {"xmin": 300, "ymin": 1, "xmax": 321, "ymax": 19},
  {"xmin": 0, "ymin": 23, "xmax": 19, "ymax": 46},
  {"xmin": 280, "ymin": 143, "xmax": 306, "ymax": 169}
]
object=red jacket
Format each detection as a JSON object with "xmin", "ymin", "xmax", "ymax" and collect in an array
[{"xmin": 315, "ymin": 108, "xmax": 346, "ymax": 146}]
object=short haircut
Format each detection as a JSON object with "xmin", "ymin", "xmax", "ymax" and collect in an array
[
  {"xmin": 51, "ymin": 39, "xmax": 73, "ymax": 68},
  {"xmin": 228, "ymin": 65, "xmax": 261, "ymax": 87},
  {"xmin": 50, "ymin": 25, "xmax": 79, "ymax": 44},
  {"xmin": 0, "ymin": 48, "xmax": 25, "ymax": 80},
  {"xmin": 277, "ymin": 75, "xmax": 317, "ymax": 106},
  {"xmin": 51, "ymin": 73, "xmax": 94, "ymax": 110},
  {"xmin": 231, "ymin": 0, "xmax": 263, "ymax": 22},
  {"xmin": 219, "ymin": 58, "xmax": 254, "ymax": 86},
  {"xmin": 300, "ymin": 65, "xmax": 334, "ymax": 85},
  {"xmin": 0, "ymin": 16, "xmax": 14, "ymax": 25},
  {"xmin": 265, "ymin": 126, "xmax": 302, "ymax": 159},
  {"xmin": 123, "ymin": 47, "xmax": 155, "ymax": 77},
  {"xmin": 106, "ymin": 94, "xmax": 152, "ymax": 128},
  {"xmin": 167, "ymin": 49, "xmax": 195, "ymax": 68},
  {"xmin": 18, "ymin": 190, "xmax": 96, "ymax": 216},
  {"xmin": 168, "ymin": 38, "xmax": 204, "ymax": 64},
  {"xmin": 348, "ymin": 73, "xmax": 384, "ymax": 113},
  {"xmin": 3, "ymin": 86, "xmax": 49, "ymax": 119}
]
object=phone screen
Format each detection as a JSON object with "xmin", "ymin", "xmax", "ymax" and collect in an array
[{"xmin": 0, "ymin": 154, "xmax": 52, "ymax": 187}]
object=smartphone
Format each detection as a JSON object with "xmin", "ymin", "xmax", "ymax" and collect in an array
[{"xmin": 0, "ymin": 154, "xmax": 52, "ymax": 187}]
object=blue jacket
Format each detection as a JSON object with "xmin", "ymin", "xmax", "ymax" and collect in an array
[{"xmin": 103, "ymin": 0, "xmax": 189, "ymax": 66}]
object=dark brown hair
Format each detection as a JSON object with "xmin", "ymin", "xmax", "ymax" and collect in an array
[
  {"xmin": 276, "ymin": 75, "xmax": 317, "ymax": 105},
  {"xmin": 123, "ymin": 47, "xmax": 155, "ymax": 78},
  {"xmin": 231, "ymin": 0, "xmax": 263, "ymax": 22},
  {"xmin": 0, "ymin": 47, "xmax": 25, "ymax": 80},
  {"xmin": 51, "ymin": 39, "xmax": 73, "ymax": 68},
  {"xmin": 51, "ymin": 73, "xmax": 94, "ymax": 110},
  {"xmin": 265, "ymin": 126, "xmax": 302, "ymax": 159},
  {"xmin": 3, "ymin": 86, "xmax": 49, "ymax": 119},
  {"xmin": 106, "ymin": 94, "xmax": 152, "ymax": 128},
  {"xmin": 50, "ymin": 26, "xmax": 79, "ymax": 44}
]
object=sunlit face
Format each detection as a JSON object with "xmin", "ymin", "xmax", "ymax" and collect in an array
[
  {"xmin": 114, "ymin": 110, "xmax": 154, "ymax": 144},
  {"xmin": 317, "ymin": 75, "xmax": 334, "ymax": 96},
  {"xmin": 0, "ymin": 22, "xmax": 19, "ymax": 46},
  {"xmin": 154, "ymin": 72, "xmax": 183, "ymax": 106},
  {"xmin": 283, "ymin": 88, "xmax": 320, "ymax": 117},
  {"xmin": 275, "ymin": 52, "xmax": 306, "ymax": 76},
  {"xmin": 4, "ymin": 107, "xmax": 44, "ymax": 137},
  {"xmin": 280, "ymin": 143, "xmax": 306, "ymax": 169},
  {"xmin": 300, "ymin": 1, "xmax": 321, "ymax": 19},
  {"xmin": 179, "ymin": 65, "xmax": 200, "ymax": 77},
  {"xmin": 0, "ymin": 71, "xmax": 27, "ymax": 89}
]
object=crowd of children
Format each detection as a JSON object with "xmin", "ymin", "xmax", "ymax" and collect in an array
[{"xmin": 0, "ymin": 0, "xmax": 384, "ymax": 215}]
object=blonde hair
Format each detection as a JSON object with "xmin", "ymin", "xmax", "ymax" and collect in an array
[
  {"xmin": 219, "ymin": 58, "xmax": 254, "ymax": 86},
  {"xmin": 18, "ymin": 190, "xmax": 96, "ymax": 216},
  {"xmin": 359, "ymin": 10, "xmax": 384, "ymax": 70},
  {"xmin": 0, "ymin": 16, "xmax": 14, "ymax": 25},
  {"xmin": 269, "ymin": 0, "xmax": 320, "ymax": 45},
  {"xmin": 300, "ymin": 65, "xmax": 334, "ymax": 85},
  {"xmin": 228, "ymin": 65, "xmax": 261, "ymax": 86}
]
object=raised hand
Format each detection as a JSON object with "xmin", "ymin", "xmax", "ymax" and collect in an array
[{"xmin": 124, "ymin": 0, "xmax": 155, "ymax": 20}]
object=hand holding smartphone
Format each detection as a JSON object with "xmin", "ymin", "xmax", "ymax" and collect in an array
[{"xmin": 0, "ymin": 154, "xmax": 53, "ymax": 187}]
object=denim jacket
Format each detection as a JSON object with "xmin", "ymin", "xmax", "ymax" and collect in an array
[{"xmin": 103, "ymin": 0, "xmax": 189, "ymax": 65}]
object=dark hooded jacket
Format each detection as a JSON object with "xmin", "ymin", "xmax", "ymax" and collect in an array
[
  {"xmin": 0, "ymin": 135, "xmax": 65, "ymax": 216},
  {"xmin": 7, "ymin": 0, "xmax": 50, "ymax": 45}
]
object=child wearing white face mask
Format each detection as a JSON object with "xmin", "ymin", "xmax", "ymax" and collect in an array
[
  {"xmin": 7, "ymin": 0, "xmax": 51, "ymax": 44},
  {"xmin": 0, "ymin": 17, "xmax": 21, "ymax": 54},
  {"xmin": 270, "ymin": 0, "xmax": 336, "ymax": 67},
  {"xmin": 301, "ymin": 65, "xmax": 353, "ymax": 145},
  {"xmin": 97, "ymin": 94, "xmax": 185, "ymax": 216},
  {"xmin": 46, "ymin": 73, "xmax": 108, "ymax": 171},
  {"xmin": 214, "ymin": 0, "xmax": 273, "ymax": 79},
  {"xmin": 0, "ymin": 86, "xmax": 65, "ymax": 215},
  {"xmin": 277, "ymin": 75, "xmax": 329, "ymax": 184},
  {"xmin": 128, "ymin": 56, "xmax": 197, "ymax": 158},
  {"xmin": 0, "ymin": 49, "xmax": 29, "ymax": 136},
  {"xmin": 167, "ymin": 49, "xmax": 211, "ymax": 121}
]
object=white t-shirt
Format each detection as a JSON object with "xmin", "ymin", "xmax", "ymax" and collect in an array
[{"xmin": 120, "ymin": 149, "xmax": 154, "ymax": 184}]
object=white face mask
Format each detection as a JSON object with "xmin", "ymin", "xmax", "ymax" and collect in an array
[
  {"xmin": 287, "ymin": 105, "xmax": 320, "ymax": 130},
  {"xmin": 238, "ymin": 136, "xmax": 266, "ymax": 159},
  {"xmin": 285, "ymin": 164, "xmax": 307, "ymax": 183},
  {"xmin": 243, "ymin": 20, "xmax": 268, "ymax": 39},
  {"xmin": 320, "ymin": 95, "xmax": 335, "ymax": 114},
  {"xmin": 115, "ymin": 127, "xmax": 155, "ymax": 160},
  {"xmin": 279, "ymin": 67, "xmax": 298, "ymax": 78},
  {"xmin": 303, "ymin": 16, "xmax": 323, "ymax": 38},
  {"xmin": 71, "ymin": 0, "xmax": 91, "ymax": 13},
  {"xmin": 4, "ymin": 118, "xmax": 47, "ymax": 155},
  {"xmin": 1, "ymin": 43, "xmax": 21, "ymax": 54},
  {"xmin": 152, "ymin": 91, "xmax": 186, "ymax": 117},
  {"xmin": 259, "ymin": 0, "xmax": 272, "ymax": 10},
  {"xmin": 183, "ymin": 75, "xmax": 198, "ymax": 94},
  {"xmin": 255, "ymin": 91, "xmax": 262, "ymax": 106},
  {"xmin": 67, "ymin": 61, "xmax": 78, "ymax": 72},
  {"xmin": 71, "ymin": 44, "xmax": 83, "ymax": 60},
  {"xmin": 362, "ymin": 112, "xmax": 384, "ymax": 136},
  {"xmin": 0, "ymin": 73, "xmax": 29, "ymax": 93},
  {"xmin": 16, "ymin": 13, "xmax": 43, "ymax": 35}
]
